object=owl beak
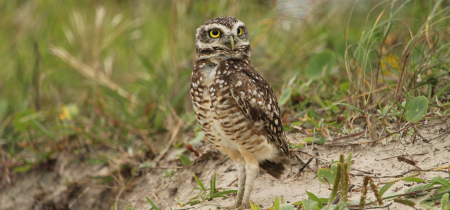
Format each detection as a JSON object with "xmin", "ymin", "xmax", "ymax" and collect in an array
[{"xmin": 229, "ymin": 36, "xmax": 235, "ymax": 50}]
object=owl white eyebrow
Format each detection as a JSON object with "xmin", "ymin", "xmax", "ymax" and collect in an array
[
  {"xmin": 203, "ymin": 24, "xmax": 231, "ymax": 34},
  {"xmin": 231, "ymin": 21, "xmax": 245, "ymax": 32}
]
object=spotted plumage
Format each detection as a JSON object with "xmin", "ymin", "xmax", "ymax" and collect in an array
[{"xmin": 190, "ymin": 17, "xmax": 289, "ymax": 209}]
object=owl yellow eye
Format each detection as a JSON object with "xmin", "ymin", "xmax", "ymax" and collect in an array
[
  {"xmin": 237, "ymin": 27, "xmax": 243, "ymax": 36},
  {"xmin": 209, "ymin": 29, "xmax": 221, "ymax": 38}
]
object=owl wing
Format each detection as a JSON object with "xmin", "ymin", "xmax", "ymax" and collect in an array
[{"xmin": 228, "ymin": 62, "xmax": 289, "ymax": 157}]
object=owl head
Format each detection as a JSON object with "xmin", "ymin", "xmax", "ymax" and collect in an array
[{"xmin": 195, "ymin": 17, "xmax": 251, "ymax": 60}]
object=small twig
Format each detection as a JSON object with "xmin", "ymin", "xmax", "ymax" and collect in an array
[
  {"xmin": 382, "ymin": 186, "xmax": 440, "ymax": 199},
  {"xmin": 333, "ymin": 86, "xmax": 393, "ymax": 104},
  {"xmin": 351, "ymin": 168, "xmax": 381, "ymax": 175},
  {"xmin": 295, "ymin": 150, "xmax": 327, "ymax": 165},
  {"xmin": 425, "ymin": 130, "xmax": 450, "ymax": 142},
  {"xmin": 68, "ymin": 187, "xmax": 91, "ymax": 208},
  {"xmin": 368, "ymin": 167, "xmax": 450, "ymax": 178},
  {"xmin": 325, "ymin": 124, "xmax": 415, "ymax": 147},
  {"xmin": 153, "ymin": 121, "xmax": 182, "ymax": 165},
  {"xmin": 398, "ymin": 167, "xmax": 450, "ymax": 176},
  {"xmin": 375, "ymin": 153, "xmax": 427, "ymax": 161},
  {"xmin": 349, "ymin": 202, "xmax": 393, "ymax": 209},
  {"xmin": 384, "ymin": 173, "xmax": 420, "ymax": 183},
  {"xmin": 394, "ymin": 52, "xmax": 410, "ymax": 102},
  {"xmin": 114, "ymin": 187, "xmax": 125, "ymax": 210},
  {"xmin": 227, "ymin": 178, "xmax": 238, "ymax": 187},
  {"xmin": 299, "ymin": 157, "xmax": 314, "ymax": 172},
  {"xmin": 332, "ymin": 130, "xmax": 366, "ymax": 141},
  {"xmin": 151, "ymin": 166, "xmax": 187, "ymax": 169}
]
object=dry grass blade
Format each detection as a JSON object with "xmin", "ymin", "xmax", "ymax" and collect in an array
[
  {"xmin": 153, "ymin": 120, "xmax": 182, "ymax": 165},
  {"xmin": 50, "ymin": 46, "xmax": 138, "ymax": 103}
]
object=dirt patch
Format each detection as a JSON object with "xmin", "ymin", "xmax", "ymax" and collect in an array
[
  {"xmin": 1, "ymin": 120, "xmax": 449, "ymax": 210},
  {"xmin": 0, "ymin": 153, "xmax": 114, "ymax": 210},
  {"xmin": 123, "ymin": 120, "xmax": 450, "ymax": 210}
]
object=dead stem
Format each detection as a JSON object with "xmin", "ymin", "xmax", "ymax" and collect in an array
[{"xmin": 153, "ymin": 120, "xmax": 182, "ymax": 165}]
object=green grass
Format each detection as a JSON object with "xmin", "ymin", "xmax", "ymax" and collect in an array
[{"xmin": 0, "ymin": 0, "xmax": 449, "ymax": 208}]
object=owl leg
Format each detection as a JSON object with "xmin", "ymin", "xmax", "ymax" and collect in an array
[
  {"xmin": 235, "ymin": 158, "xmax": 246, "ymax": 207},
  {"xmin": 238, "ymin": 151, "xmax": 259, "ymax": 209}
]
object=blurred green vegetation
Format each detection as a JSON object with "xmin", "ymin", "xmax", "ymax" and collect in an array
[{"xmin": 0, "ymin": 0, "xmax": 449, "ymax": 190}]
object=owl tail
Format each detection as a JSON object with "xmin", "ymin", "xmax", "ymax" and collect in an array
[{"xmin": 258, "ymin": 151, "xmax": 290, "ymax": 179}]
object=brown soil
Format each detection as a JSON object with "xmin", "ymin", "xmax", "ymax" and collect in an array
[{"xmin": 1, "ymin": 119, "xmax": 449, "ymax": 210}]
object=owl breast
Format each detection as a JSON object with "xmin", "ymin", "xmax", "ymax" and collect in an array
[{"xmin": 190, "ymin": 60, "xmax": 271, "ymax": 158}]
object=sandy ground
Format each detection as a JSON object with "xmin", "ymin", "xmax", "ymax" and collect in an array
[{"xmin": 1, "ymin": 119, "xmax": 449, "ymax": 210}]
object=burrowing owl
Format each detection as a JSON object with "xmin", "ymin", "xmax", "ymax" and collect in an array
[{"xmin": 190, "ymin": 17, "xmax": 289, "ymax": 209}]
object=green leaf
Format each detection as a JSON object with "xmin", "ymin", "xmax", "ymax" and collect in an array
[
  {"xmin": 325, "ymin": 100, "xmax": 339, "ymax": 112},
  {"xmin": 13, "ymin": 109, "xmax": 38, "ymax": 132},
  {"xmin": 274, "ymin": 196, "xmax": 280, "ymax": 210},
  {"xmin": 379, "ymin": 183, "xmax": 394, "ymax": 196},
  {"xmin": 404, "ymin": 183, "xmax": 434, "ymax": 198},
  {"xmin": 405, "ymin": 183, "xmax": 433, "ymax": 193},
  {"xmin": 339, "ymin": 82, "xmax": 350, "ymax": 92},
  {"xmin": 301, "ymin": 199, "xmax": 320, "ymax": 210},
  {"xmin": 305, "ymin": 115, "xmax": 320, "ymax": 128},
  {"xmin": 389, "ymin": 99, "xmax": 405, "ymax": 110},
  {"xmin": 306, "ymin": 50, "xmax": 335, "ymax": 80},
  {"xmin": 394, "ymin": 198, "xmax": 416, "ymax": 207},
  {"xmin": 405, "ymin": 96, "xmax": 428, "ymax": 123},
  {"xmin": 139, "ymin": 161, "xmax": 153, "ymax": 169},
  {"xmin": 441, "ymin": 193, "xmax": 449, "ymax": 210},
  {"xmin": 419, "ymin": 190, "xmax": 450, "ymax": 210},
  {"xmin": 345, "ymin": 152, "xmax": 352, "ymax": 171},
  {"xmin": 250, "ymin": 200, "xmax": 260, "ymax": 210},
  {"xmin": 193, "ymin": 174, "xmax": 206, "ymax": 191},
  {"xmin": 280, "ymin": 205, "xmax": 295, "ymax": 210},
  {"xmin": 333, "ymin": 103, "xmax": 365, "ymax": 114},
  {"xmin": 317, "ymin": 164, "xmax": 337, "ymax": 184},
  {"xmin": 279, "ymin": 87, "xmax": 292, "ymax": 105},
  {"xmin": 212, "ymin": 190, "xmax": 237, "ymax": 197},
  {"xmin": 289, "ymin": 142, "xmax": 305, "ymax": 149},
  {"xmin": 302, "ymin": 137, "xmax": 314, "ymax": 143},
  {"xmin": 292, "ymin": 201, "xmax": 302, "ymax": 205},
  {"xmin": 306, "ymin": 191, "xmax": 323, "ymax": 208},
  {"xmin": 318, "ymin": 198, "xmax": 329, "ymax": 204},
  {"xmin": 432, "ymin": 177, "xmax": 450, "ymax": 187},
  {"xmin": 189, "ymin": 131, "xmax": 205, "ymax": 145},
  {"xmin": 403, "ymin": 177, "xmax": 425, "ymax": 183},
  {"xmin": 124, "ymin": 205, "xmax": 135, "ymax": 210},
  {"xmin": 185, "ymin": 200, "xmax": 201, "ymax": 205},
  {"xmin": 30, "ymin": 117, "xmax": 57, "ymax": 140},
  {"xmin": 146, "ymin": 197, "xmax": 160, "ymax": 210},
  {"xmin": 419, "ymin": 198, "xmax": 436, "ymax": 210},
  {"xmin": 210, "ymin": 173, "xmax": 216, "ymax": 199},
  {"xmin": 314, "ymin": 137, "xmax": 325, "ymax": 145},
  {"xmin": 179, "ymin": 155, "xmax": 191, "ymax": 166},
  {"xmin": 13, "ymin": 164, "xmax": 32, "ymax": 173},
  {"xmin": 137, "ymin": 53, "xmax": 157, "ymax": 76},
  {"xmin": 436, "ymin": 83, "xmax": 450, "ymax": 98}
]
